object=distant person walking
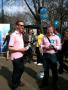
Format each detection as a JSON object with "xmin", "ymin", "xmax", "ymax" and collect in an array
[
  {"xmin": 28, "ymin": 29, "xmax": 36, "ymax": 61},
  {"xmin": 23, "ymin": 29, "xmax": 36, "ymax": 63},
  {"xmin": 8, "ymin": 20, "xmax": 29, "ymax": 90},
  {"xmin": 35, "ymin": 30, "xmax": 44, "ymax": 65},
  {"xmin": 3, "ymin": 32, "xmax": 11, "ymax": 60},
  {"xmin": 54, "ymin": 29, "xmax": 64, "ymax": 74},
  {"xmin": 59, "ymin": 30, "xmax": 68, "ymax": 72}
]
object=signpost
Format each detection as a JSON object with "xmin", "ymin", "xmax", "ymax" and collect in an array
[{"xmin": 0, "ymin": 24, "xmax": 10, "ymax": 53}]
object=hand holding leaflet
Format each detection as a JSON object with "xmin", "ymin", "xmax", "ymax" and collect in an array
[{"xmin": 25, "ymin": 44, "xmax": 31, "ymax": 50}]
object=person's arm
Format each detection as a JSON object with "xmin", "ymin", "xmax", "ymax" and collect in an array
[
  {"xmin": 41, "ymin": 36, "xmax": 56, "ymax": 50},
  {"xmin": 8, "ymin": 46, "xmax": 28, "ymax": 53},
  {"xmin": 52, "ymin": 36, "xmax": 62, "ymax": 51},
  {"xmin": 41, "ymin": 36, "xmax": 50, "ymax": 50}
]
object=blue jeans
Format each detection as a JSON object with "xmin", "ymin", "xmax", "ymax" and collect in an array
[{"xmin": 42, "ymin": 53, "xmax": 58, "ymax": 84}]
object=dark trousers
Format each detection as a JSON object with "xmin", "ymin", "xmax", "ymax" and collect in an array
[
  {"xmin": 12, "ymin": 57, "xmax": 24, "ymax": 89},
  {"xmin": 35, "ymin": 47, "xmax": 42, "ymax": 63},
  {"xmin": 27, "ymin": 47, "xmax": 33, "ymax": 62},
  {"xmin": 57, "ymin": 50, "xmax": 68, "ymax": 72},
  {"xmin": 23, "ymin": 47, "xmax": 33, "ymax": 63},
  {"xmin": 56, "ymin": 50, "xmax": 63, "ymax": 72},
  {"xmin": 42, "ymin": 53, "xmax": 58, "ymax": 85}
]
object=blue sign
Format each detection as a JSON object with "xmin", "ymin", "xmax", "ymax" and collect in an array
[{"xmin": 0, "ymin": 24, "xmax": 10, "ymax": 53}]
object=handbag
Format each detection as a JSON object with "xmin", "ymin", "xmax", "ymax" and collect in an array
[{"xmin": 46, "ymin": 36, "xmax": 57, "ymax": 52}]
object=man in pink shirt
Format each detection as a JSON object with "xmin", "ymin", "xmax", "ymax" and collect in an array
[
  {"xmin": 9, "ymin": 20, "xmax": 29, "ymax": 90},
  {"xmin": 40, "ymin": 26, "xmax": 61, "ymax": 90}
]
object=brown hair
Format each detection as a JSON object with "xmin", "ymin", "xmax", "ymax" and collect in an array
[
  {"xmin": 47, "ymin": 25, "xmax": 54, "ymax": 30},
  {"xmin": 15, "ymin": 19, "xmax": 24, "ymax": 25}
]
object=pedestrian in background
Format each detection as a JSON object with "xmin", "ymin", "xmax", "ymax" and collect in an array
[
  {"xmin": 54, "ymin": 29, "xmax": 64, "ymax": 74},
  {"xmin": 3, "ymin": 31, "xmax": 11, "ymax": 60},
  {"xmin": 28, "ymin": 29, "xmax": 36, "ymax": 61},
  {"xmin": 23, "ymin": 29, "xmax": 36, "ymax": 63},
  {"xmin": 59, "ymin": 30, "xmax": 68, "ymax": 72},
  {"xmin": 35, "ymin": 29, "xmax": 44, "ymax": 65}
]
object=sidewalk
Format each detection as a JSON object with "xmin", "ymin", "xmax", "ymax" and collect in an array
[{"xmin": 0, "ymin": 56, "xmax": 68, "ymax": 90}]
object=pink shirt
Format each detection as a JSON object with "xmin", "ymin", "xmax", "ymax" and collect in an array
[
  {"xmin": 9, "ymin": 31, "xmax": 24, "ymax": 60},
  {"xmin": 41, "ymin": 34, "xmax": 61, "ymax": 54}
]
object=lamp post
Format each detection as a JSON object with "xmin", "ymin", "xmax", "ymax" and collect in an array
[{"xmin": 2, "ymin": 0, "xmax": 4, "ymax": 23}]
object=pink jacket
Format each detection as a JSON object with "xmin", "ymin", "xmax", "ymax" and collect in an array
[{"xmin": 41, "ymin": 34, "xmax": 61, "ymax": 54}]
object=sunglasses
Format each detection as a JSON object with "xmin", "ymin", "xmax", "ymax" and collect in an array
[{"xmin": 18, "ymin": 24, "xmax": 24, "ymax": 27}]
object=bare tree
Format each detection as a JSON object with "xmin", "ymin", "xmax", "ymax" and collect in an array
[
  {"xmin": 23, "ymin": 0, "xmax": 47, "ymax": 31},
  {"xmin": 1, "ymin": 0, "xmax": 67, "ymax": 33},
  {"xmin": 47, "ymin": 0, "xmax": 67, "ymax": 32},
  {"xmin": 0, "ymin": 0, "xmax": 16, "ymax": 23}
]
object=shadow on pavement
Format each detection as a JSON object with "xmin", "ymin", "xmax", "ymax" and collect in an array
[
  {"xmin": 25, "ymin": 66, "xmax": 37, "ymax": 79},
  {"xmin": 24, "ymin": 66, "xmax": 68, "ymax": 90},
  {"xmin": 0, "ymin": 66, "xmax": 12, "ymax": 88},
  {"xmin": 37, "ymin": 76, "xmax": 68, "ymax": 90},
  {"xmin": 0, "ymin": 65, "xmax": 68, "ymax": 90}
]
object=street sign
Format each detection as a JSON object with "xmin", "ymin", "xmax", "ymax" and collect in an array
[{"xmin": 0, "ymin": 24, "xmax": 10, "ymax": 53}]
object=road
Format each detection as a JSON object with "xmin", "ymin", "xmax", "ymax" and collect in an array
[{"xmin": 0, "ymin": 55, "xmax": 68, "ymax": 90}]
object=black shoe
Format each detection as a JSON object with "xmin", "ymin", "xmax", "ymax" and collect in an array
[
  {"xmin": 19, "ymin": 81, "xmax": 24, "ymax": 87},
  {"xmin": 10, "ymin": 85, "xmax": 18, "ymax": 90},
  {"xmin": 52, "ymin": 84, "xmax": 58, "ymax": 90},
  {"xmin": 11, "ymin": 87, "xmax": 20, "ymax": 90},
  {"xmin": 11, "ymin": 87, "xmax": 15, "ymax": 90},
  {"xmin": 58, "ymin": 69, "xmax": 63, "ymax": 74},
  {"xmin": 53, "ymin": 86, "xmax": 58, "ymax": 90},
  {"xmin": 39, "ymin": 82, "xmax": 48, "ymax": 88}
]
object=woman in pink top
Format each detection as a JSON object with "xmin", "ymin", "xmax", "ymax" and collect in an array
[
  {"xmin": 9, "ymin": 20, "xmax": 29, "ymax": 90},
  {"xmin": 40, "ymin": 26, "xmax": 61, "ymax": 90}
]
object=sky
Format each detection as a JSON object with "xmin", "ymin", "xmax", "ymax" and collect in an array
[
  {"xmin": 0, "ymin": 0, "xmax": 34, "ymax": 16},
  {"xmin": 0, "ymin": 0, "xmax": 67, "ymax": 16}
]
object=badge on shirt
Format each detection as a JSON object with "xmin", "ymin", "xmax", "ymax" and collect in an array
[{"xmin": 50, "ymin": 39, "xmax": 55, "ymax": 44}]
